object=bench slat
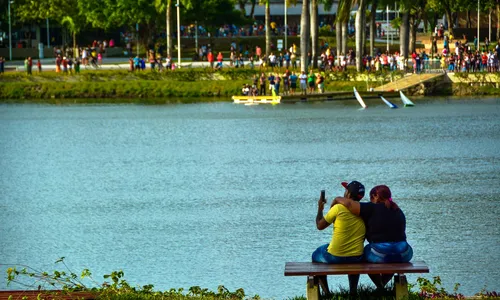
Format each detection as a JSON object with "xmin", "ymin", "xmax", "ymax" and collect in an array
[{"xmin": 284, "ymin": 261, "xmax": 429, "ymax": 276}]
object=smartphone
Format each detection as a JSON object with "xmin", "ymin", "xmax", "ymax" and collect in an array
[{"xmin": 320, "ymin": 190, "xmax": 326, "ymax": 203}]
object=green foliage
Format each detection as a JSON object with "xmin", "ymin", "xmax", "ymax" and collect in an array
[
  {"xmin": 390, "ymin": 17, "xmax": 401, "ymax": 31},
  {"xmin": 6, "ymin": 258, "xmax": 261, "ymax": 300},
  {"xmin": 5, "ymin": 260, "xmax": 500, "ymax": 300},
  {"xmin": 319, "ymin": 26, "xmax": 335, "ymax": 37}
]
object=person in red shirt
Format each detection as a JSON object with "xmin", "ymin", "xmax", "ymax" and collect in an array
[
  {"xmin": 207, "ymin": 51, "xmax": 214, "ymax": 69},
  {"xmin": 481, "ymin": 53, "xmax": 488, "ymax": 71}
]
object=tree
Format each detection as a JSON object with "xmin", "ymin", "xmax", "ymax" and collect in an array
[
  {"xmin": 262, "ymin": 0, "xmax": 271, "ymax": 57},
  {"xmin": 238, "ymin": 0, "xmax": 248, "ymax": 15},
  {"xmin": 266, "ymin": 1, "xmax": 271, "ymax": 57},
  {"xmin": 248, "ymin": 0, "xmax": 257, "ymax": 19},
  {"xmin": 355, "ymin": 0, "xmax": 367, "ymax": 71},
  {"xmin": 300, "ymin": 0, "xmax": 310, "ymax": 72},
  {"xmin": 409, "ymin": 0, "xmax": 427, "ymax": 53},
  {"xmin": 497, "ymin": 0, "xmax": 500, "ymax": 41},
  {"xmin": 311, "ymin": 0, "xmax": 319, "ymax": 68},
  {"xmin": 61, "ymin": 16, "xmax": 83, "ymax": 50},
  {"xmin": 335, "ymin": 0, "xmax": 353, "ymax": 65},
  {"xmin": 13, "ymin": 0, "xmax": 83, "ymax": 47},
  {"xmin": 427, "ymin": 0, "xmax": 462, "ymax": 36},
  {"xmin": 369, "ymin": 0, "xmax": 378, "ymax": 56},
  {"xmin": 400, "ymin": 10, "xmax": 410, "ymax": 58},
  {"xmin": 154, "ymin": 0, "xmax": 173, "ymax": 57}
]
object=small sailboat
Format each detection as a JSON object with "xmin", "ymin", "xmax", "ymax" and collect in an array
[
  {"xmin": 353, "ymin": 87, "xmax": 367, "ymax": 109},
  {"xmin": 380, "ymin": 96, "xmax": 398, "ymax": 109},
  {"xmin": 399, "ymin": 91, "xmax": 415, "ymax": 107}
]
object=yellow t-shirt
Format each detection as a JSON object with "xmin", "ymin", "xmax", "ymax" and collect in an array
[{"xmin": 324, "ymin": 204, "xmax": 365, "ymax": 257}]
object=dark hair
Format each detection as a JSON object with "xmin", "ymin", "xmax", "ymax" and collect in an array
[{"xmin": 369, "ymin": 185, "xmax": 399, "ymax": 210}]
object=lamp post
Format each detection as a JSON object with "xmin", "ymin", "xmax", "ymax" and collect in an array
[
  {"xmin": 386, "ymin": 5, "xmax": 389, "ymax": 52},
  {"xmin": 8, "ymin": 0, "xmax": 13, "ymax": 61},
  {"xmin": 176, "ymin": 0, "xmax": 181, "ymax": 68}
]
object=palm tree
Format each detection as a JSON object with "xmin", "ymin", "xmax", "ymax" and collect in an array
[
  {"xmin": 335, "ymin": 0, "xmax": 353, "ymax": 65},
  {"xmin": 259, "ymin": 0, "xmax": 272, "ymax": 57},
  {"xmin": 255, "ymin": 0, "xmax": 268, "ymax": 58},
  {"xmin": 61, "ymin": 16, "xmax": 80, "ymax": 51},
  {"xmin": 497, "ymin": 0, "xmax": 500, "ymax": 41},
  {"xmin": 300, "ymin": 0, "xmax": 311, "ymax": 72},
  {"xmin": 155, "ymin": 0, "xmax": 172, "ymax": 57},
  {"xmin": 355, "ymin": 0, "xmax": 367, "ymax": 71},
  {"xmin": 309, "ymin": 0, "xmax": 335, "ymax": 69},
  {"xmin": 166, "ymin": 0, "xmax": 172, "ymax": 57},
  {"xmin": 369, "ymin": 0, "xmax": 378, "ymax": 56},
  {"xmin": 311, "ymin": 0, "xmax": 319, "ymax": 68},
  {"xmin": 400, "ymin": 10, "xmax": 410, "ymax": 59}
]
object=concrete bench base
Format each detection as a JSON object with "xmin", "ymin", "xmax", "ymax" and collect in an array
[{"xmin": 284, "ymin": 261, "xmax": 429, "ymax": 300}]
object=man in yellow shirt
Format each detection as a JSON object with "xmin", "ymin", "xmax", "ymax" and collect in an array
[{"xmin": 313, "ymin": 181, "xmax": 366, "ymax": 296}]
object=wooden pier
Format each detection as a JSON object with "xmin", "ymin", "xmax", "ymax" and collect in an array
[{"xmin": 279, "ymin": 90, "xmax": 400, "ymax": 103}]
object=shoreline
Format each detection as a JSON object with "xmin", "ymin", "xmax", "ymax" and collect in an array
[{"xmin": 1, "ymin": 68, "xmax": 499, "ymax": 102}]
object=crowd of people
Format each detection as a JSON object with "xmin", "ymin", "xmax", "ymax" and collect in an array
[
  {"xmin": 6, "ymin": 31, "xmax": 500, "ymax": 79},
  {"xmin": 241, "ymin": 69, "xmax": 325, "ymax": 97}
]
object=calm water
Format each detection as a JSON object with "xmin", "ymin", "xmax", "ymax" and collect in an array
[{"xmin": 1, "ymin": 97, "xmax": 499, "ymax": 299}]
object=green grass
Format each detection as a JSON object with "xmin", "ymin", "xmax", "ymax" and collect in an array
[{"xmin": 1, "ymin": 66, "xmax": 498, "ymax": 102}]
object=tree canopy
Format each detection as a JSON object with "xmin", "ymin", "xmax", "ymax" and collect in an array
[{"xmin": 2, "ymin": 0, "xmax": 246, "ymax": 32}]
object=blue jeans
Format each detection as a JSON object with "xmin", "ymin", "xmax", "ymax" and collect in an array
[
  {"xmin": 312, "ymin": 244, "xmax": 364, "ymax": 264},
  {"xmin": 364, "ymin": 241, "xmax": 413, "ymax": 263}
]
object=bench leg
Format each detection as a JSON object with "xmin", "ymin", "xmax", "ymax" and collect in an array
[
  {"xmin": 394, "ymin": 274, "xmax": 409, "ymax": 300},
  {"xmin": 306, "ymin": 276, "xmax": 320, "ymax": 300}
]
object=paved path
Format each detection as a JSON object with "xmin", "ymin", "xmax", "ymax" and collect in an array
[
  {"xmin": 3, "ymin": 57, "xmax": 217, "ymax": 71},
  {"xmin": 373, "ymin": 72, "xmax": 445, "ymax": 92}
]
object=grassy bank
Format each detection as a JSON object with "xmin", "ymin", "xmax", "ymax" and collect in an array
[
  {"xmin": 1, "ymin": 68, "xmax": 498, "ymax": 103},
  {"xmin": 0, "ymin": 69, "xmax": 367, "ymax": 103}
]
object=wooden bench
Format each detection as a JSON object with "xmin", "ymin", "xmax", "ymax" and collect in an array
[{"xmin": 284, "ymin": 261, "xmax": 429, "ymax": 300}]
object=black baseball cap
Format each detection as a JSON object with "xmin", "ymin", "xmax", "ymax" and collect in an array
[{"xmin": 341, "ymin": 181, "xmax": 365, "ymax": 200}]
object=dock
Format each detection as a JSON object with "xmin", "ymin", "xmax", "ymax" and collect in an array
[
  {"xmin": 280, "ymin": 90, "xmax": 399, "ymax": 103},
  {"xmin": 233, "ymin": 91, "xmax": 399, "ymax": 104},
  {"xmin": 373, "ymin": 73, "xmax": 445, "ymax": 92}
]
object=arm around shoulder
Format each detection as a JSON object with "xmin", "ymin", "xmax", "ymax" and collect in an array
[{"xmin": 333, "ymin": 197, "xmax": 361, "ymax": 216}]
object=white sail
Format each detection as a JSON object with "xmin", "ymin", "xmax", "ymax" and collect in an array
[
  {"xmin": 399, "ymin": 91, "xmax": 415, "ymax": 107},
  {"xmin": 380, "ymin": 96, "xmax": 398, "ymax": 108},
  {"xmin": 353, "ymin": 88, "xmax": 367, "ymax": 109}
]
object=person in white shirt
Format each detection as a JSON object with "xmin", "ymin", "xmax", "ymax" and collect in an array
[
  {"xmin": 82, "ymin": 49, "xmax": 88, "ymax": 65},
  {"xmin": 299, "ymin": 71, "xmax": 308, "ymax": 95},
  {"xmin": 388, "ymin": 55, "xmax": 394, "ymax": 71},
  {"xmin": 242, "ymin": 84, "xmax": 250, "ymax": 96},
  {"xmin": 269, "ymin": 53, "xmax": 276, "ymax": 68}
]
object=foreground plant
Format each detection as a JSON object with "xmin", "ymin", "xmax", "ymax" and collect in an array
[
  {"xmin": 6, "ymin": 257, "xmax": 260, "ymax": 300},
  {"xmin": 5, "ymin": 258, "xmax": 500, "ymax": 300}
]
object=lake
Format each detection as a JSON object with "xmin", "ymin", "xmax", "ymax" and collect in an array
[{"xmin": 0, "ymin": 97, "xmax": 499, "ymax": 299}]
